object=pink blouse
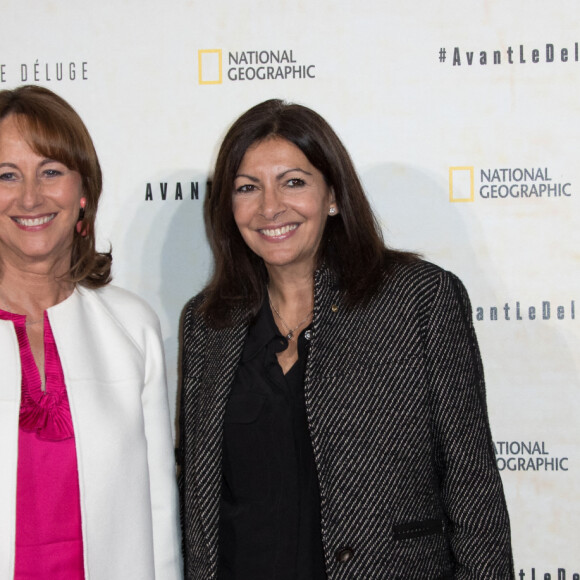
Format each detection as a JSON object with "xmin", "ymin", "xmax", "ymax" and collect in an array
[{"xmin": 0, "ymin": 309, "xmax": 85, "ymax": 579}]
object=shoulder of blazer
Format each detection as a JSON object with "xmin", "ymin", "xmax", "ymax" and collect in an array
[
  {"xmin": 181, "ymin": 293, "xmax": 248, "ymax": 389},
  {"xmin": 376, "ymin": 259, "xmax": 470, "ymax": 319},
  {"xmin": 314, "ymin": 258, "xmax": 460, "ymax": 316},
  {"xmin": 181, "ymin": 293, "xmax": 250, "ymax": 375},
  {"xmin": 182, "ymin": 293, "xmax": 250, "ymax": 337},
  {"xmin": 46, "ymin": 285, "xmax": 163, "ymax": 372},
  {"xmin": 84, "ymin": 284, "xmax": 159, "ymax": 322},
  {"xmin": 380, "ymin": 259, "xmax": 450, "ymax": 297},
  {"xmin": 309, "ymin": 259, "xmax": 473, "ymax": 372}
]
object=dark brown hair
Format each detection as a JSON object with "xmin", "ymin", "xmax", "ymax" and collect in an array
[
  {"xmin": 0, "ymin": 85, "xmax": 111, "ymax": 287},
  {"xmin": 202, "ymin": 98, "xmax": 416, "ymax": 326}
]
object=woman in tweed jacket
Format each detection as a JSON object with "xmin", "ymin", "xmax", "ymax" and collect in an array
[{"xmin": 179, "ymin": 99, "xmax": 514, "ymax": 579}]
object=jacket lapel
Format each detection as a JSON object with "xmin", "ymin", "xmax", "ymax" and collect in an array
[{"xmin": 194, "ymin": 316, "xmax": 249, "ymax": 570}]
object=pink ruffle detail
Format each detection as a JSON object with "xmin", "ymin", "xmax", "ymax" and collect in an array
[{"xmin": 19, "ymin": 387, "xmax": 75, "ymax": 441}]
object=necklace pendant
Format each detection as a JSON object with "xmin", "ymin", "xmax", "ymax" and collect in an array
[{"xmin": 286, "ymin": 331, "xmax": 294, "ymax": 341}]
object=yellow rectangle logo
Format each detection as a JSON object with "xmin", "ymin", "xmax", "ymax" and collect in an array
[
  {"xmin": 198, "ymin": 49, "xmax": 222, "ymax": 85},
  {"xmin": 449, "ymin": 167, "xmax": 474, "ymax": 202}
]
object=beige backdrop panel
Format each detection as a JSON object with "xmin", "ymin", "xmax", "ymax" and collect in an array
[{"xmin": 1, "ymin": 0, "xmax": 578, "ymax": 574}]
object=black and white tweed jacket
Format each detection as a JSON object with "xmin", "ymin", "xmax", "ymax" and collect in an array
[{"xmin": 179, "ymin": 260, "xmax": 514, "ymax": 579}]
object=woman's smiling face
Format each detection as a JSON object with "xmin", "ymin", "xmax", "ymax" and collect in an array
[
  {"xmin": 0, "ymin": 114, "xmax": 83, "ymax": 271},
  {"xmin": 232, "ymin": 137, "xmax": 336, "ymax": 276}
]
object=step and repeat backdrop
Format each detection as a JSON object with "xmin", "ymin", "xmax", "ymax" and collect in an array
[{"xmin": 2, "ymin": 0, "xmax": 578, "ymax": 574}]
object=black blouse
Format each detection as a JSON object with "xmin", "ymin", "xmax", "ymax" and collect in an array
[{"xmin": 217, "ymin": 300, "xmax": 326, "ymax": 580}]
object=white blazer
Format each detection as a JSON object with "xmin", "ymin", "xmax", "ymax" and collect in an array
[{"xmin": 0, "ymin": 285, "xmax": 182, "ymax": 579}]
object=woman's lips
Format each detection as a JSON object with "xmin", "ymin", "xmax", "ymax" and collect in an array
[
  {"xmin": 258, "ymin": 223, "xmax": 298, "ymax": 238},
  {"xmin": 12, "ymin": 213, "xmax": 57, "ymax": 228}
]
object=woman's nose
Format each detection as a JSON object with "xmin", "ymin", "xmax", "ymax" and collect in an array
[
  {"xmin": 259, "ymin": 186, "xmax": 285, "ymax": 220},
  {"xmin": 20, "ymin": 179, "xmax": 43, "ymax": 209}
]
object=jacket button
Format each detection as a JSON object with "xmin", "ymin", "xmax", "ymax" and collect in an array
[
  {"xmin": 331, "ymin": 304, "xmax": 339, "ymax": 313},
  {"xmin": 335, "ymin": 547, "xmax": 354, "ymax": 563}
]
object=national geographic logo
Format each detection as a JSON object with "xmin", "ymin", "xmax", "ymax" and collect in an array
[
  {"xmin": 438, "ymin": 41, "xmax": 580, "ymax": 67},
  {"xmin": 198, "ymin": 49, "xmax": 316, "ymax": 84},
  {"xmin": 449, "ymin": 166, "xmax": 573, "ymax": 202},
  {"xmin": 0, "ymin": 60, "xmax": 89, "ymax": 84},
  {"xmin": 448, "ymin": 167, "xmax": 474, "ymax": 202},
  {"xmin": 518, "ymin": 568, "xmax": 580, "ymax": 580},
  {"xmin": 494, "ymin": 441, "xmax": 569, "ymax": 473},
  {"xmin": 474, "ymin": 300, "xmax": 575, "ymax": 322}
]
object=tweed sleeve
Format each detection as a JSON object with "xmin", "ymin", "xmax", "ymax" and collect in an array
[
  {"xmin": 178, "ymin": 296, "xmax": 206, "ymax": 474},
  {"xmin": 425, "ymin": 271, "xmax": 514, "ymax": 579},
  {"xmin": 178, "ymin": 298, "xmax": 204, "ymax": 563}
]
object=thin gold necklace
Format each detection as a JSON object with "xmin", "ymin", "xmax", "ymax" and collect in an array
[{"xmin": 267, "ymin": 289, "xmax": 313, "ymax": 341}]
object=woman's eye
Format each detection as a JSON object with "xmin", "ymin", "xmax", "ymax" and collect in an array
[
  {"xmin": 287, "ymin": 178, "xmax": 305, "ymax": 188},
  {"xmin": 0, "ymin": 171, "xmax": 16, "ymax": 181},
  {"xmin": 235, "ymin": 184, "xmax": 255, "ymax": 194},
  {"xmin": 43, "ymin": 168, "xmax": 63, "ymax": 177}
]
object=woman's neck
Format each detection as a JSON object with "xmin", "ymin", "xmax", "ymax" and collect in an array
[
  {"xmin": 0, "ymin": 262, "xmax": 74, "ymax": 316},
  {"xmin": 266, "ymin": 265, "xmax": 315, "ymax": 332},
  {"xmin": 266, "ymin": 265, "xmax": 314, "ymax": 307}
]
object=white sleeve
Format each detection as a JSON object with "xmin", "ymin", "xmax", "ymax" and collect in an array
[{"xmin": 141, "ymin": 315, "xmax": 183, "ymax": 579}]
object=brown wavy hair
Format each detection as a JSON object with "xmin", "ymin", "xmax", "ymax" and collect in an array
[
  {"xmin": 0, "ymin": 85, "xmax": 111, "ymax": 288},
  {"xmin": 201, "ymin": 99, "xmax": 416, "ymax": 326}
]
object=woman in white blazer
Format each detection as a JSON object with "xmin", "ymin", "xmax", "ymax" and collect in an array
[{"xmin": 0, "ymin": 85, "xmax": 181, "ymax": 579}]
